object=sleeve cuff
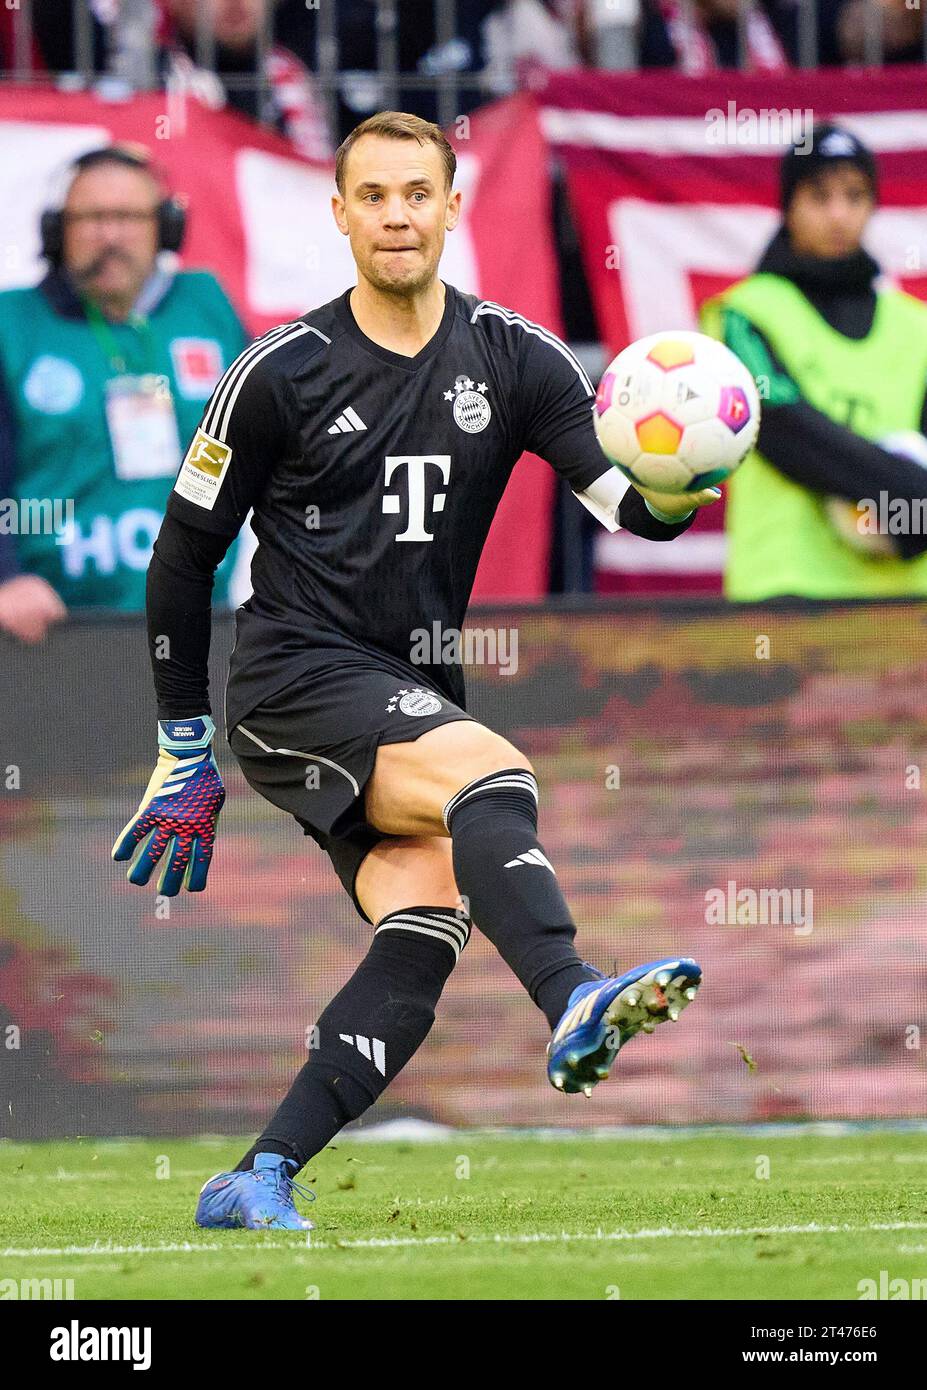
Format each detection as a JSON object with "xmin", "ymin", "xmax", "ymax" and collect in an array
[
  {"xmin": 571, "ymin": 467, "xmax": 632, "ymax": 533},
  {"xmin": 158, "ymin": 716, "xmax": 216, "ymax": 751}
]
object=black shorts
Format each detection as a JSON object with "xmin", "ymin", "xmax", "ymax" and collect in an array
[{"xmin": 227, "ymin": 662, "xmax": 473, "ymax": 922}]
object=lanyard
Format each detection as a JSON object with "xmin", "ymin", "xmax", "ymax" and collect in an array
[{"xmin": 84, "ymin": 298, "xmax": 157, "ymax": 377}]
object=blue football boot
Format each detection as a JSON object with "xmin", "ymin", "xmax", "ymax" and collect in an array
[
  {"xmin": 195, "ymin": 1152, "xmax": 315, "ymax": 1230},
  {"xmin": 548, "ymin": 957, "xmax": 702, "ymax": 1096}
]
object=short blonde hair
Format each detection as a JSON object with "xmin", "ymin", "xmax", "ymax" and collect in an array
[{"xmin": 335, "ymin": 111, "xmax": 457, "ymax": 198}]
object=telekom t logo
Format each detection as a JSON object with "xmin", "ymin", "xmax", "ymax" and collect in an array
[{"xmin": 382, "ymin": 455, "xmax": 451, "ymax": 541}]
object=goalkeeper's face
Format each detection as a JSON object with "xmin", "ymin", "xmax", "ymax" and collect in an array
[{"xmin": 332, "ymin": 135, "xmax": 461, "ymax": 296}]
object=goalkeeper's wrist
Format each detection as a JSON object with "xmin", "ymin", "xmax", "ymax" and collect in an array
[
  {"xmin": 158, "ymin": 715, "xmax": 216, "ymax": 754},
  {"xmin": 644, "ymin": 497, "xmax": 695, "ymax": 525}
]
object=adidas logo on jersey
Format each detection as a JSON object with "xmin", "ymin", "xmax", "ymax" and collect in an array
[
  {"xmin": 327, "ymin": 407, "xmax": 367, "ymax": 434},
  {"xmin": 504, "ymin": 848, "xmax": 556, "ymax": 874},
  {"xmin": 339, "ymin": 1032, "xmax": 386, "ymax": 1074}
]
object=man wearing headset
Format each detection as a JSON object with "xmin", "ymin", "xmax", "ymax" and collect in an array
[{"xmin": 0, "ymin": 144, "xmax": 247, "ymax": 642}]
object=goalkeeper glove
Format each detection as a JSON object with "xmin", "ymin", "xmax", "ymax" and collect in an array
[{"xmin": 112, "ymin": 716, "xmax": 225, "ymax": 896}]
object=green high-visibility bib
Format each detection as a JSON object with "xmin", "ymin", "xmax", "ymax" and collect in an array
[{"xmin": 701, "ymin": 274, "xmax": 927, "ymax": 599}]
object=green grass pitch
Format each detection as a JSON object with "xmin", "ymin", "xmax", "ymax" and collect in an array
[{"xmin": 2, "ymin": 1128, "xmax": 926, "ymax": 1300}]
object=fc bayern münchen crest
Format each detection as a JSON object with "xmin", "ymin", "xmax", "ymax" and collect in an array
[
  {"xmin": 386, "ymin": 688, "xmax": 443, "ymax": 717},
  {"xmin": 444, "ymin": 375, "xmax": 491, "ymax": 434}
]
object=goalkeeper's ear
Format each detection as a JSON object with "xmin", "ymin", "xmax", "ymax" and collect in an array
[
  {"xmin": 444, "ymin": 187, "xmax": 462, "ymax": 233},
  {"xmin": 331, "ymin": 190, "xmax": 348, "ymax": 237}
]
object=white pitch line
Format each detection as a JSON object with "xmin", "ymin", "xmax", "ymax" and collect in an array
[
  {"xmin": 0, "ymin": 1241, "xmax": 305, "ymax": 1257},
  {"xmin": 4, "ymin": 1220, "xmax": 927, "ymax": 1259}
]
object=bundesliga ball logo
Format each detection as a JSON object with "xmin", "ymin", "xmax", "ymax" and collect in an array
[{"xmin": 446, "ymin": 374, "xmax": 492, "ymax": 434}]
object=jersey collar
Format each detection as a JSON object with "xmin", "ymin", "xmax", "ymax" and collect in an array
[{"xmin": 336, "ymin": 279, "xmax": 456, "ymax": 372}]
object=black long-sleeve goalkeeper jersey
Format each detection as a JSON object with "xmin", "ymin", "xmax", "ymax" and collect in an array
[{"xmin": 149, "ymin": 281, "xmax": 695, "ymax": 729}]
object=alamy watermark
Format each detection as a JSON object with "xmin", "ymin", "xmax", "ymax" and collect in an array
[
  {"xmin": 410, "ymin": 621, "xmax": 518, "ymax": 676},
  {"xmin": 705, "ymin": 102, "xmax": 814, "ymax": 152},
  {"xmin": 851, "ymin": 494, "xmax": 927, "ymax": 538},
  {"xmin": 0, "ymin": 1277, "xmax": 75, "ymax": 1299},
  {"xmin": 0, "ymin": 496, "xmax": 75, "ymax": 543},
  {"xmin": 705, "ymin": 879, "xmax": 813, "ymax": 935},
  {"xmin": 857, "ymin": 1270, "xmax": 927, "ymax": 1299},
  {"xmin": 49, "ymin": 1321, "xmax": 151, "ymax": 1368}
]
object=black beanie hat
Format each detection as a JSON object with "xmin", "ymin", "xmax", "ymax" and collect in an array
[{"xmin": 780, "ymin": 123, "xmax": 878, "ymax": 211}]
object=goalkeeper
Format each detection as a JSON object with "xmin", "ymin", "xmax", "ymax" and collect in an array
[{"xmin": 114, "ymin": 111, "xmax": 720, "ymax": 1230}]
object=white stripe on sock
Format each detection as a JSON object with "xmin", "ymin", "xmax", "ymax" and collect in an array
[
  {"xmin": 380, "ymin": 911, "xmax": 470, "ymax": 950},
  {"xmin": 443, "ymin": 771, "xmax": 539, "ymax": 830},
  {"xmin": 374, "ymin": 920, "xmax": 465, "ymax": 961}
]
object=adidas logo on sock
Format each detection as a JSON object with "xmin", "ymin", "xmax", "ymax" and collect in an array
[
  {"xmin": 339, "ymin": 1033, "xmax": 386, "ymax": 1074},
  {"xmin": 327, "ymin": 407, "xmax": 367, "ymax": 434},
  {"xmin": 504, "ymin": 848, "xmax": 556, "ymax": 874}
]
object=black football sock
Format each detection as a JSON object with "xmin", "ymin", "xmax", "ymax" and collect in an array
[
  {"xmin": 235, "ymin": 907, "xmax": 468, "ymax": 1171},
  {"xmin": 533, "ymin": 960, "xmax": 605, "ymax": 1027},
  {"xmin": 445, "ymin": 769, "xmax": 601, "ymax": 1028}
]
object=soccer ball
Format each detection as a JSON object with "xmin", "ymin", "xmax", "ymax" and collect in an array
[{"xmin": 593, "ymin": 330, "xmax": 761, "ymax": 494}]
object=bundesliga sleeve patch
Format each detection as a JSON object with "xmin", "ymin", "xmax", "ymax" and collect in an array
[{"xmin": 173, "ymin": 428, "xmax": 232, "ymax": 510}]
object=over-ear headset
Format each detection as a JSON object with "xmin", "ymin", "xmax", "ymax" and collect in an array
[{"xmin": 40, "ymin": 145, "xmax": 186, "ymax": 265}]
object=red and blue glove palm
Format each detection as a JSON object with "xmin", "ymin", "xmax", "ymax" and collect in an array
[{"xmin": 112, "ymin": 717, "xmax": 225, "ymax": 896}]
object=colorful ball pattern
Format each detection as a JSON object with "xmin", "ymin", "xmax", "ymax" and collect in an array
[{"xmin": 593, "ymin": 330, "xmax": 761, "ymax": 494}]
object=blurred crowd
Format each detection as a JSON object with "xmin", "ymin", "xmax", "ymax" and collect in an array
[{"xmin": 0, "ymin": 3, "xmax": 923, "ymax": 159}]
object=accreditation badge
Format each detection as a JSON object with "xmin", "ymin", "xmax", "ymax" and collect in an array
[{"xmin": 105, "ymin": 374, "xmax": 183, "ymax": 481}]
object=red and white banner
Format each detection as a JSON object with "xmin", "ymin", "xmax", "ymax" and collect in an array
[
  {"xmin": 0, "ymin": 88, "xmax": 561, "ymax": 600},
  {"xmin": 540, "ymin": 67, "xmax": 927, "ymax": 593}
]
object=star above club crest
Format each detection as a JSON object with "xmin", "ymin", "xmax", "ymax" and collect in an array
[
  {"xmin": 477, "ymin": 382, "xmax": 487, "ymax": 393},
  {"xmin": 443, "ymin": 390, "xmax": 453, "ymax": 401},
  {"xmin": 463, "ymin": 377, "xmax": 474, "ymax": 390}
]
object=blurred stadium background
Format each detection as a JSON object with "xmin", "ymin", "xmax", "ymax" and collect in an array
[{"xmin": 1, "ymin": 0, "xmax": 926, "ymax": 1142}]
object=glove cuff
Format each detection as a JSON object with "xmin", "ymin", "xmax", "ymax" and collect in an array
[{"xmin": 158, "ymin": 715, "xmax": 216, "ymax": 754}]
